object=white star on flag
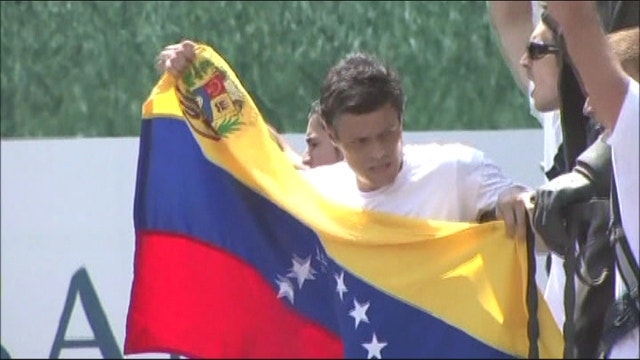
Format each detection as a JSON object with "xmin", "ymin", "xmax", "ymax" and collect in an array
[
  {"xmin": 362, "ymin": 332, "xmax": 387, "ymax": 359},
  {"xmin": 287, "ymin": 254, "xmax": 317, "ymax": 289},
  {"xmin": 334, "ymin": 271, "xmax": 348, "ymax": 301},
  {"xmin": 349, "ymin": 298, "xmax": 370, "ymax": 329},
  {"xmin": 275, "ymin": 275, "xmax": 295, "ymax": 304}
]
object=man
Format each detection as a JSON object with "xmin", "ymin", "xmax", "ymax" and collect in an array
[
  {"xmin": 513, "ymin": 15, "xmax": 570, "ymax": 330},
  {"xmin": 304, "ymin": 52, "xmax": 529, "ymax": 235},
  {"xmin": 543, "ymin": 2, "xmax": 639, "ymax": 358},
  {"xmin": 488, "ymin": 1, "xmax": 564, "ymax": 180},
  {"xmin": 157, "ymin": 41, "xmax": 531, "ymax": 241}
]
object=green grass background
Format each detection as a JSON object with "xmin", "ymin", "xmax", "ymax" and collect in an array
[{"xmin": 0, "ymin": 1, "xmax": 537, "ymax": 138}]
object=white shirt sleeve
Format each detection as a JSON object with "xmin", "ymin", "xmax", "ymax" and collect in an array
[
  {"xmin": 606, "ymin": 78, "xmax": 640, "ymax": 269},
  {"xmin": 463, "ymin": 151, "xmax": 520, "ymax": 219}
]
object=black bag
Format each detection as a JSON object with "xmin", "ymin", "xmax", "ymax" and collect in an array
[{"xmin": 564, "ymin": 200, "xmax": 616, "ymax": 359}]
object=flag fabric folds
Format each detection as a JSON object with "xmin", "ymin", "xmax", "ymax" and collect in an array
[{"xmin": 124, "ymin": 44, "xmax": 563, "ymax": 359}]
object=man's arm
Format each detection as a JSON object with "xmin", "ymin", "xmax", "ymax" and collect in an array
[
  {"xmin": 547, "ymin": 1, "xmax": 629, "ymax": 131},
  {"xmin": 487, "ymin": 1, "xmax": 534, "ymax": 94}
]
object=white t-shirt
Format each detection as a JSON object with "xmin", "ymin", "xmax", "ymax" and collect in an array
[
  {"xmin": 606, "ymin": 78, "xmax": 639, "ymax": 359},
  {"xmin": 302, "ymin": 143, "xmax": 515, "ymax": 222}
]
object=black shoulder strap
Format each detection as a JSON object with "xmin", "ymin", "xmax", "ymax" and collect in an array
[
  {"xmin": 609, "ymin": 172, "xmax": 639, "ymax": 296},
  {"xmin": 525, "ymin": 218, "xmax": 540, "ymax": 359}
]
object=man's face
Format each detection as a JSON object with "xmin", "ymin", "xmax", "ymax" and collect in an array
[
  {"xmin": 302, "ymin": 115, "xmax": 342, "ymax": 168},
  {"xmin": 520, "ymin": 22, "xmax": 561, "ymax": 112},
  {"xmin": 326, "ymin": 102, "xmax": 403, "ymax": 192}
]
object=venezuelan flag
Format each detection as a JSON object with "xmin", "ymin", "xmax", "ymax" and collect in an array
[{"xmin": 124, "ymin": 44, "xmax": 563, "ymax": 358}]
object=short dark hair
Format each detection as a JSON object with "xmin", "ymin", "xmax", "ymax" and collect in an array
[{"xmin": 319, "ymin": 52, "xmax": 405, "ymax": 127}]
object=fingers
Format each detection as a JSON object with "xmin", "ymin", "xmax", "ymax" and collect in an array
[
  {"xmin": 514, "ymin": 200, "xmax": 527, "ymax": 241},
  {"xmin": 180, "ymin": 40, "xmax": 197, "ymax": 54},
  {"xmin": 496, "ymin": 185, "xmax": 532, "ymax": 240},
  {"xmin": 155, "ymin": 40, "xmax": 197, "ymax": 77},
  {"xmin": 165, "ymin": 55, "xmax": 192, "ymax": 78},
  {"xmin": 498, "ymin": 198, "xmax": 528, "ymax": 240},
  {"xmin": 532, "ymin": 189, "xmax": 548, "ymax": 237},
  {"xmin": 497, "ymin": 203, "xmax": 516, "ymax": 239}
]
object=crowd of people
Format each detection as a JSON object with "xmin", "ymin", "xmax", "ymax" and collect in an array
[{"xmin": 154, "ymin": 1, "xmax": 638, "ymax": 358}]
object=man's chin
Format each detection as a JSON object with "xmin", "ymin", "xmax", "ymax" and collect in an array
[
  {"xmin": 365, "ymin": 174, "xmax": 396, "ymax": 192},
  {"xmin": 533, "ymin": 99, "xmax": 559, "ymax": 113}
]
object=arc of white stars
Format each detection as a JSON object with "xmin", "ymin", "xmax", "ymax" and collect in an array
[
  {"xmin": 349, "ymin": 298, "xmax": 370, "ymax": 329},
  {"xmin": 275, "ymin": 275, "xmax": 295, "ymax": 304},
  {"xmin": 362, "ymin": 333, "xmax": 387, "ymax": 359},
  {"xmin": 334, "ymin": 271, "xmax": 348, "ymax": 301},
  {"xmin": 287, "ymin": 254, "xmax": 317, "ymax": 289}
]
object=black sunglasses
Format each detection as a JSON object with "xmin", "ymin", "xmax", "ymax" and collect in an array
[{"xmin": 527, "ymin": 41, "xmax": 560, "ymax": 60}]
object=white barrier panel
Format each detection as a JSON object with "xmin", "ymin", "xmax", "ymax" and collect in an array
[{"xmin": 0, "ymin": 130, "xmax": 548, "ymax": 358}]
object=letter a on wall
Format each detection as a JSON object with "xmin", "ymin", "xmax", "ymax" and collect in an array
[{"xmin": 49, "ymin": 267, "xmax": 122, "ymax": 358}]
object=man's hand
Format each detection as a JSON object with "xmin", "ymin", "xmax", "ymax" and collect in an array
[
  {"xmin": 496, "ymin": 184, "xmax": 532, "ymax": 241},
  {"xmin": 154, "ymin": 40, "xmax": 197, "ymax": 78},
  {"xmin": 531, "ymin": 171, "xmax": 595, "ymax": 255}
]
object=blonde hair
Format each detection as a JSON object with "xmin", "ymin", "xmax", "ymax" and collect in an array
[{"xmin": 608, "ymin": 27, "xmax": 640, "ymax": 81}]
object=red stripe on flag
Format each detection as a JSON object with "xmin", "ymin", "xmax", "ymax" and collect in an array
[{"xmin": 125, "ymin": 231, "xmax": 343, "ymax": 358}]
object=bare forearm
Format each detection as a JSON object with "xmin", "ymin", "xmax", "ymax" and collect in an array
[
  {"xmin": 487, "ymin": 1, "xmax": 533, "ymax": 93},
  {"xmin": 548, "ymin": 1, "xmax": 628, "ymax": 130}
]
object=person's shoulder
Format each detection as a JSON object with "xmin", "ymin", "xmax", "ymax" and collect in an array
[{"xmin": 301, "ymin": 161, "xmax": 356, "ymax": 199}]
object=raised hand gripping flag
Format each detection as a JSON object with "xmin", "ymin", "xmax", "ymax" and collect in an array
[{"xmin": 124, "ymin": 44, "xmax": 563, "ymax": 359}]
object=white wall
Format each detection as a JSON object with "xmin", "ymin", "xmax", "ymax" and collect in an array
[{"xmin": 0, "ymin": 130, "xmax": 549, "ymax": 358}]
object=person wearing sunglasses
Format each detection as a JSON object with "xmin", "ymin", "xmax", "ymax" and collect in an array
[
  {"xmin": 517, "ymin": 15, "xmax": 569, "ymax": 329},
  {"xmin": 520, "ymin": 22, "xmax": 561, "ymax": 115},
  {"xmin": 488, "ymin": 1, "xmax": 564, "ymax": 183}
]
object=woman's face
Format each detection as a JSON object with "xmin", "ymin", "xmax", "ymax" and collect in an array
[{"xmin": 520, "ymin": 22, "xmax": 561, "ymax": 113}]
